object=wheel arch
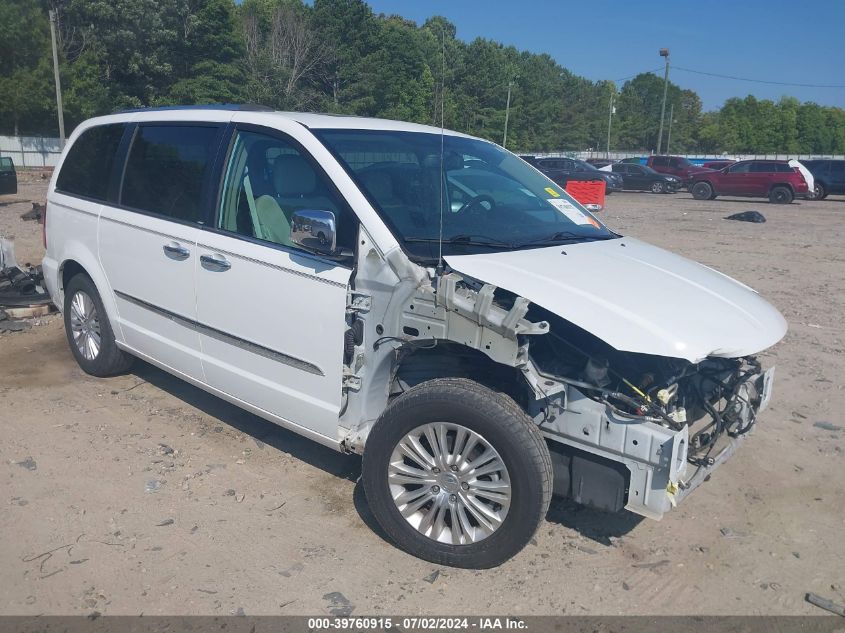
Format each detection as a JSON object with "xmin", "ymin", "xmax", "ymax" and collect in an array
[
  {"xmin": 769, "ymin": 182, "xmax": 795, "ymax": 194},
  {"xmin": 56, "ymin": 250, "xmax": 121, "ymax": 339},
  {"xmin": 392, "ymin": 341, "xmax": 534, "ymax": 412}
]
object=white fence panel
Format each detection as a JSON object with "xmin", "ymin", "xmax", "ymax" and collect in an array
[{"xmin": 0, "ymin": 135, "xmax": 63, "ymax": 168}]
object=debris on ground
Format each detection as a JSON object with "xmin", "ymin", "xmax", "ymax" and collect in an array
[
  {"xmin": 0, "ymin": 236, "xmax": 55, "ymax": 327},
  {"xmin": 322, "ymin": 591, "xmax": 354, "ymax": 616},
  {"xmin": 20, "ymin": 202, "xmax": 45, "ymax": 222},
  {"xmin": 724, "ymin": 211, "xmax": 766, "ymax": 223},
  {"xmin": 805, "ymin": 592, "xmax": 845, "ymax": 616},
  {"xmin": 813, "ymin": 421, "xmax": 842, "ymax": 432}
]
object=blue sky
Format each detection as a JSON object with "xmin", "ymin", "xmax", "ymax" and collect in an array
[{"xmin": 364, "ymin": 0, "xmax": 845, "ymax": 111}]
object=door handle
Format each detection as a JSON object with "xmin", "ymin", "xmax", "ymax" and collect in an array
[
  {"xmin": 200, "ymin": 254, "xmax": 231, "ymax": 272},
  {"xmin": 163, "ymin": 242, "xmax": 190, "ymax": 260}
]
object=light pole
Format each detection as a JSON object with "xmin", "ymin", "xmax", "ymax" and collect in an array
[
  {"xmin": 665, "ymin": 103, "xmax": 675, "ymax": 155},
  {"xmin": 606, "ymin": 89, "xmax": 615, "ymax": 159},
  {"xmin": 502, "ymin": 78, "xmax": 514, "ymax": 148},
  {"xmin": 656, "ymin": 48, "xmax": 670, "ymax": 155},
  {"xmin": 48, "ymin": 9, "xmax": 66, "ymax": 146}
]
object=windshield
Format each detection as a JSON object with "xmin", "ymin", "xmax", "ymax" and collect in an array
[{"xmin": 315, "ymin": 129, "xmax": 614, "ymax": 260}]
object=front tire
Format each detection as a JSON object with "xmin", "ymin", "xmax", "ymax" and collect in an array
[
  {"xmin": 691, "ymin": 181, "xmax": 713, "ymax": 200},
  {"xmin": 769, "ymin": 186, "xmax": 793, "ymax": 204},
  {"xmin": 651, "ymin": 181, "xmax": 665, "ymax": 194},
  {"xmin": 362, "ymin": 378, "xmax": 552, "ymax": 568},
  {"xmin": 63, "ymin": 273, "xmax": 133, "ymax": 376}
]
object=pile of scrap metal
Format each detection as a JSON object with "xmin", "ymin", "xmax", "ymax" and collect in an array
[{"xmin": 0, "ymin": 237, "xmax": 54, "ymax": 332}]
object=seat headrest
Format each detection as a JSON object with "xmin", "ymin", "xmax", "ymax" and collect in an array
[
  {"xmin": 360, "ymin": 170, "xmax": 394, "ymax": 200},
  {"xmin": 273, "ymin": 154, "xmax": 316, "ymax": 196}
]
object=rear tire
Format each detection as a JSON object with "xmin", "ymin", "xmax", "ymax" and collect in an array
[
  {"xmin": 63, "ymin": 273, "xmax": 133, "ymax": 377},
  {"xmin": 769, "ymin": 186, "xmax": 793, "ymax": 204},
  {"xmin": 691, "ymin": 181, "xmax": 713, "ymax": 200},
  {"xmin": 362, "ymin": 378, "xmax": 552, "ymax": 569},
  {"xmin": 813, "ymin": 182, "xmax": 826, "ymax": 200}
]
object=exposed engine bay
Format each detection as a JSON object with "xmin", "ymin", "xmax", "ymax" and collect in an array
[
  {"xmin": 524, "ymin": 300, "xmax": 770, "ymax": 465},
  {"xmin": 359, "ymin": 269, "xmax": 776, "ymax": 520}
]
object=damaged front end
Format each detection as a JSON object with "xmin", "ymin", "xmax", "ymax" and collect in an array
[
  {"xmin": 525, "ymin": 301, "xmax": 775, "ymax": 519},
  {"xmin": 392, "ymin": 271, "xmax": 777, "ymax": 520}
]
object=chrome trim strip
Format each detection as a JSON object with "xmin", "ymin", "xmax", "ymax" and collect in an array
[
  {"xmin": 99, "ymin": 214, "xmax": 193, "ymax": 241},
  {"xmin": 195, "ymin": 241, "xmax": 347, "ymax": 289},
  {"xmin": 113, "ymin": 290, "xmax": 324, "ymax": 376}
]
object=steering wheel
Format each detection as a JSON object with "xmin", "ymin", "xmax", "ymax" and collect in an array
[{"xmin": 457, "ymin": 194, "xmax": 496, "ymax": 215}]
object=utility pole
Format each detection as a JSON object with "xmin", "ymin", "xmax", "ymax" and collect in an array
[
  {"xmin": 49, "ymin": 9, "xmax": 66, "ymax": 146},
  {"xmin": 606, "ymin": 90, "xmax": 615, "ymax": 159},
  {"xmin": 665, "ymin": 103, "xmax": 675, "ymax": 155},
  {"xmin": 503, "ymin": 79, "xmax": 514, "ymax": 148},
  {"xmin": 656, "ymin": 48, "xmax": 670, "ymax": 155}
]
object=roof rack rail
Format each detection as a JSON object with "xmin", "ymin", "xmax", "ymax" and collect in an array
[{"xmin": 116, "ymin": 103, "xmax": 274, "ymax": 114}]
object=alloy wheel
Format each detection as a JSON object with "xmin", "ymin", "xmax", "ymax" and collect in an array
[
  {"xmin": 69, "ymin": 290, "xmax": 101, "ymax": 361},
  {"xmin": 388, "ymin": 422, "xmax": 511, "ymax": 545}
]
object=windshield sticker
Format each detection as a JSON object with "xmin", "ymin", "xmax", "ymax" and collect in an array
[
  {"xmin": 548, "ymin": 198, "xmax": 592, "ymax": 225},
  {"xmin": 545, "ymin": 187, "xmax": 561, "ymax": 197}
]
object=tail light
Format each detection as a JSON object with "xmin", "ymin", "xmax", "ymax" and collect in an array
[{"xmin": 41, "ymin": 204, "xmax": 47, "ymax": 249}]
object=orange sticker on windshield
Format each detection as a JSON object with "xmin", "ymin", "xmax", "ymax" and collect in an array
[{"xmin": 545, "ymin": 187, "xmax": 560, "ymax": 197}]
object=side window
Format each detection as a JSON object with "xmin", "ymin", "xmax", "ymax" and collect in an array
[
  {"xmin": 121, "ymin": 125, "xmax": 219, "ymax": 222},
  {"xmin": 652, "ymin": 157, "xmax": 668, "ymax": 168},
  {"xmin": 750, "ymin": 162, "xmax": 772, "ymax": 173},
  {"xmin": 729, "ymin": 162, "xmax": 751, "ymax": 174},
  {"xmin": 668, "ymin": 158, "xmax": 679, "ymax": 168},
  {"xmin": 55, "ymin": 124, "xmax": 124, "ymax": 201},
  {"xmin": 217, "ymin": 129, "xmax": 355, "ymax": 251},
  {"xmin": 0, "ymin": 157, "xmax": 13, "ymax": 172}
]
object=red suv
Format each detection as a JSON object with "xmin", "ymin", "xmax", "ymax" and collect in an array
[
  {"xmin": 646, "ymin": 155, "xmax": 713, "ymax": 184},
  {"xmin": 688, "ymin": 160, "xmax": 809, "ymax": 204}
]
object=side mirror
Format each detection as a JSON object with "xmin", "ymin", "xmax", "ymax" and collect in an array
[{"xmin": 290, "ymin": 209, "xmax": 337, "ymax": 256}]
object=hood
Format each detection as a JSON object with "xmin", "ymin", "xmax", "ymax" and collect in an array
[{"xmin": 444, "ymin": 237, "xmax": 787, "ymax": 363}]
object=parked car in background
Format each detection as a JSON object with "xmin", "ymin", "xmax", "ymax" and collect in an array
[
  {"xmin": 688, "ymin": 160, "xmax": 809, "ymax": 203},
  {"xmin": 521, "ymin": 156, "xmax": 623, "ymax": 193},
  {"xmin": 619, "ymin": 157, "xmax": 644, "ymax": 164},
  {"xmin": 802, "ymin": 159, "xmax": 845, "ymax": 199},
  {"xmin": 585, "ymin": 158, "xmax": 614, "ymax": 169},
  {"xmin": 702, "ymin": 160, "xmax": 735, "ymax": 170},
  {"xmin": 611, "ymin": 163, "xmax": 680, "ymax": 193},
  {"xmin": 0, "ymin": 156, "xmax": 17, "ymax": 195},
  {"xmin": 646, "ymin": 155, "xmax": 714, "ymax": 184}
]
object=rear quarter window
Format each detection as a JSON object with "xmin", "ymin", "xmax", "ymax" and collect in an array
[
  {"xmin": 55, "ymin": 124, "xmax": 125, "ymax": 200},
  {"xmin": 121, "ymin": 125, "xmax": 219, "ymax": 222},
  {"xmin": 0, "ymin": 157, "xmax": 14, "ymax": 171}
]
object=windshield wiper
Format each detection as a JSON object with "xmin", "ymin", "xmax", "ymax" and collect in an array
[
  {"xmin": 514, "ymin": 231, "xmax": 613, "ymax": 247},
  {"xmin": 404, "ymin": 234, "xmax": 514, "ymax": 248}
]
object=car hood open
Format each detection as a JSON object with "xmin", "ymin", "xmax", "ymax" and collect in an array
[{"xmin": 444, "ymin": 237, "xmax": 787, "ymax": 363}]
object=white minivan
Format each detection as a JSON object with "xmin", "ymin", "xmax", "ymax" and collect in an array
[{"xmin": 43, "ymin": 105, "xmax": 786, "ymax": 568}]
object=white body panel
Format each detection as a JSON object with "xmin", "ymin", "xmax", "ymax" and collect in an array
[
  {"xmin": 445, "ymin": 237, "xmax": 787, "ymax": 363},
  {"xmin": 194, "ymin": 231, "xmax": 351, "ymax": 440},
  {"xmin": 98, "ymin": 207, "xmax": 204, "ymax": 380}
]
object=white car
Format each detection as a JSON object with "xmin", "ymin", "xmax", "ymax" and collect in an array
[{"xmin": 43, "ymin": 106, "xmax": 787, "ymax": 568}]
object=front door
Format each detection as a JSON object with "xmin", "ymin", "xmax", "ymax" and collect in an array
[
  {"xmin": 195, "ymin": 125, "xmax": 355, "ymax": 440},
  {"xmin": 720, "ymin": 161, "xmax": 753, "ymax": 195}
]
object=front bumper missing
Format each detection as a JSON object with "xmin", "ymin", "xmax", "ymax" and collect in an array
[{"xmin": 539, "ymin": 365, "xmax": 775, "ymax": 520}]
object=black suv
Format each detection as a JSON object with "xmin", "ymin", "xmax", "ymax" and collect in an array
[
  {"xmin": 0, "ymin": 156, "xmax": 17, "ymax": 195},
  {"xmin": 802, "ymin": 159, "xmax": 845, "ymax": 199},
  {"xmin": 520, "ymin": 156, "xmax": 623, "ymax": 193}
]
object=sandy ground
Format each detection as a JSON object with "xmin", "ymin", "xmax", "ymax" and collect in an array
[{"xmin": 1, "ymin": 175, "xmax": 843, "ymax": 616}]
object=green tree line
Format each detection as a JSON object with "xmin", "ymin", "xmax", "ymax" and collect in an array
[{"xmin": 3, "ymin": 0, "xmax": 845, "ymax": 154}]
